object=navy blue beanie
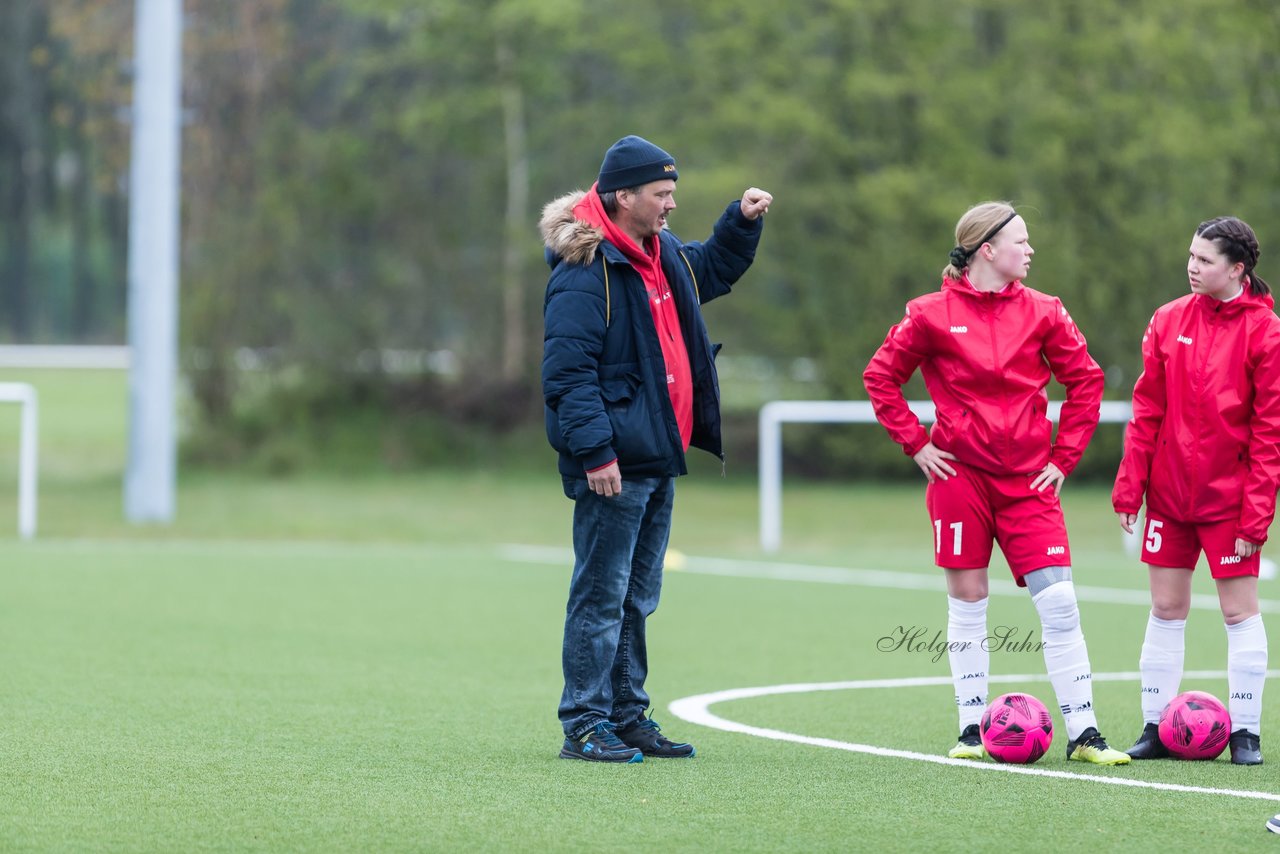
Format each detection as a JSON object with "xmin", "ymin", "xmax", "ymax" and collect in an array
[{"xmin": 597, "ymin": 135, "xmax": 678, "ymax": 193}]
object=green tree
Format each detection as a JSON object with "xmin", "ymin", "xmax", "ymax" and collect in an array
[{"xmin": 24, "ymin": 0, "xmax": 1280, "ymax": 473}]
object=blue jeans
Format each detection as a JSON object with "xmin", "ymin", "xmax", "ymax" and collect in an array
[{"xmin": 559, "ymin": 476, "xmax": 674, "ymax": 739}]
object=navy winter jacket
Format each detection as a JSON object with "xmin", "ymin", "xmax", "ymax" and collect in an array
[{"xmin": 539, "ymin": 190, "xmax": 763, "ymax": 485}]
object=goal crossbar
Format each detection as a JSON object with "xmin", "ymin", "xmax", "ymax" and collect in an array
[{"xmin": 758, "ymin": 400, "xmax": 1133, "ymax": 552}]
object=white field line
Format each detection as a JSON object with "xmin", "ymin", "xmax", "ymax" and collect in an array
[
  {"xmin": 668, "ymin": 671, "xmax": 1280, "ymax": 803},
  {"xmin": 498, "ymin": 544, "xmax": 1280, "ymax": 614},
  {"xmin": 3, "ymin": 538, "xmax": 490, "ymax": 561},
  {"xmin": 507, "ymin": 544, "xmax": 1280, "ymax": 799}
]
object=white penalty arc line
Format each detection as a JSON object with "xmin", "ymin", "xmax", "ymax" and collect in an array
[
  {"xmin": 668, "ymin": 670, "xmax": 1280, "ymax": 803},
  {"xmin": 509, "ymin": 545, "xmax": 1280, "ymax": 799}
]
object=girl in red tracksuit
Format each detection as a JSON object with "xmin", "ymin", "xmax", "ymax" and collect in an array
[
  {"xmin": 864, "ymin": 201, "xmax": 1130, "ymax": 765},
  {"xmin": 1113, "ymin": 216, "xmax": 1280, "ymax": 765}
]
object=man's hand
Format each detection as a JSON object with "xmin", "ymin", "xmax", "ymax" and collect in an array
[
  {"xmin": 1117, "ymin": 512, "xmax": 1138, "ymax": 535},
  {"xmin": 740, "ymin": 187, "xmax": 772, "ymax": 220},
  {"xmin": 587, "ymin": 460, "xmax": 622, "ymax": 497}
]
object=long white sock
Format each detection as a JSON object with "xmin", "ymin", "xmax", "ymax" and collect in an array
[
  {"xmin": 947, "ymin": 596, "xmax": 989, "ymax": 730},
  {"xmin": 1139, "ymin": 612, "xmax": 1186, "ymax": 724},
  {"xmin": 1226, "ymin": 614, "xmax": 1267, "ymax": 735},
  {"xmin": 1032, "ymin": 582, "xmax": 1097, "ymax": 740}
]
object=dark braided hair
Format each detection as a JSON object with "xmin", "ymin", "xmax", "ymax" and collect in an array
[{"xmin": 1196, "ymin": 216, "xmax": 1270, "ymax": 296}]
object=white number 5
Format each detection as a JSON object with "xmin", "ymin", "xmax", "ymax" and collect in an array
[{"xmin": 1145, "ymin": 519, "xmax": 1163, "ymax": 553}]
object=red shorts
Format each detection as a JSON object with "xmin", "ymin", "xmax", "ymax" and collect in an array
[
  {"xmin": 925, "ymin": 463, "xmax": 1071, "ymax": 586},
  {"xmin": 1139, "ymin": 513, "xmax": 1259, "ymax": 578}
]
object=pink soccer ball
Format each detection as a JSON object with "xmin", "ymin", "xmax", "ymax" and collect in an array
[
  {"xmin": 980, "ymin": 692, "xmax": 1054, "ymax": 764},
  {"xmin": 1158, "ymin": 690, "xmax": 1231, "ymax": 760}
]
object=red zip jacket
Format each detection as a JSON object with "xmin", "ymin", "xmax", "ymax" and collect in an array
[
  {"xmin": 1112, "ymin": 287, "xmax": 1280, "ymax": 544},
  {"xmin": 864, "ymin": 275, "xmax": 1104, "ymax": 476}
]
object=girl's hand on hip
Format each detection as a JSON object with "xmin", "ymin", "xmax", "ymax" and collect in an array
[
  {"xmin": 1030, "ymin": 462, "xmax": 1065, "ymax": 496},
  {"xmin": 912, "ymin": 442, "xmax": 957, "ymax": 483}
]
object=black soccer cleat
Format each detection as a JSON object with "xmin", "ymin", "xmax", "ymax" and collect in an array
[
  {"xmin": 1229, "ymin": 729, "xmax": 1263, "ymax": 766},
  {"xmin": 1125, "ymin": 722, "xmax": 1170, "ymax": 760}
]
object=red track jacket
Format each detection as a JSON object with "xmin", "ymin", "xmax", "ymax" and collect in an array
[
  {"xmin": 1112, "ymin": 287, "xmax": 1280, "ymax": 545},
  {"xmin": 864, "ymin": 275, "xmax": 1104, "ymax": 477}
]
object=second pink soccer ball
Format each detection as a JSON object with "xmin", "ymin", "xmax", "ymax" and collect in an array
[{"xmin": 1158, "ymin": 690, "xmax": 1231, "ymax": 760}]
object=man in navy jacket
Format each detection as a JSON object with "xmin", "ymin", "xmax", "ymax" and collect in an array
[{"xmin": 540, "ymin": 135, "xmax": 770, "ymax": 762}]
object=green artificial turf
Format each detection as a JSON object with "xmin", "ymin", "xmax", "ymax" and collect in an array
[
  {"xmin": 0, "ymin": 510, "xmax": 1276, "ymax": 851},
  {"xmin": 0, "ymin": 369, "xmax": 1275, "ymax": 850}
]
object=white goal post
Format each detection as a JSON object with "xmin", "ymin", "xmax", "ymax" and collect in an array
[
  {"xmin": 0, "ymin": 346, "xmax": 131, "ymax": 540},
  {"xmin": 758, "ymin": 399, "xmax": 1134, "ymax": 552},
  {"xmin": 0, "ymin": 382, "xmax": 38, "ymax": 539}
]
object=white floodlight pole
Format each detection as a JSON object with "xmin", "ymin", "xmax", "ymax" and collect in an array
[{"xmin": 125, "ymin": 0, "xmax": 183, "ymax": 523}]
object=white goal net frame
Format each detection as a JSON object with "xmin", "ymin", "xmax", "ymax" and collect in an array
[
  {"xmin": 757, "ymin": 400, "xmax": 1135, "ymax": 552},
  {"xmin": 0, "ymin": 345, "xmax": 128, "ymax": 540}
]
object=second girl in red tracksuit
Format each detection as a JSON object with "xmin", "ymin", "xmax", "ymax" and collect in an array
[
  {"xmin": 864, "ymin": 201, "xmax": 1129, "ymax": 765},
  {"xmin": 1113, "ymin": 216, "xmax": 1280, "ymax": 765}
]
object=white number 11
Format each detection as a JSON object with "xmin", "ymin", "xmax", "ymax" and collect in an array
[{"xmin": 934, "ymin": 519, "xmax": 963, "ymax": 556}]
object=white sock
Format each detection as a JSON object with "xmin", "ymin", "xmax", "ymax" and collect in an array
[
  {"xmin": 1226, "ymin": 614, "xmax": 1267, "ymax": 735},
  {"xmin": 947, "ymin": 596, "xmax": 989, "ymax": 730},
  {"xmin": 1032, "ymin": 582, "xmax": 1097, "ymax": 740},
  {"xmin": 1139, "ymin": 612, "xmax": 1186, "ymax": 724}
]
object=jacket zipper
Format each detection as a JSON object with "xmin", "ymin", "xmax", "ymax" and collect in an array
[
  {"xmin": 1190, "ymin": 304, "xmax": 1221, "ymax": 505},
  {"xmin": 985, "ymin": 297, "xmax": 1011, "ymax": 464}
]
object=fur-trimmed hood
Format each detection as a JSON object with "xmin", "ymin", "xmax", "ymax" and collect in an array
[{"xmin": 539, "ymin": 190, "xmax": 602, "ymax": 267}]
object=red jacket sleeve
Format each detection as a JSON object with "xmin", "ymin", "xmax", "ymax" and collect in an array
[
  {"xmin": 1042, "ymin": 300, "xmax": 1104, "ymax": 475},
  {"xmin": 1239, "ymin": 324, "xmax": 1280, "ymax": 544},
  {"xmin": 1112, "ymin": 314, "xmax": 1165, "ymax": 514},
  {"xmin": 863, "ymin": 307, "xmax": 931, "ymax": 458}
]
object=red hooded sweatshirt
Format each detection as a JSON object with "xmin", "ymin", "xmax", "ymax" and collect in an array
[
  {"xmin": 572, "ymin": 185, "xmax": 693, "ymax": 453},
  {"xmin": 1113, "ymin": 284, "xmax": 1280, "ymax": 544},
  {"xmin": 864, "ymin": 274, "xmax": 1104, "ymax": 476}
]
